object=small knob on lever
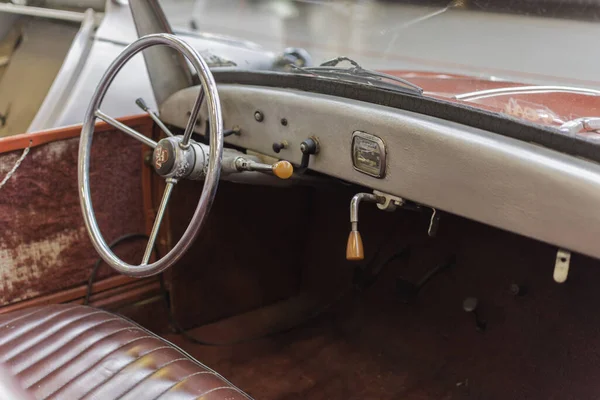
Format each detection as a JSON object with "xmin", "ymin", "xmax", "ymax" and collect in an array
[
  {"xmin": 234, "ymin": 157, "xmax": 294, "ymax": 179},
  {"xmin": 272, "ymin": 160, "xmax": 294, "ymax": 179},
  {"xmin": 135, "ymin": 97, "xmax": 150, "ymax": 112},
  {"xmin": 346, "ymin": 193, "xmax": 384, "ymax": 261},
  {"xmin": 346, "ymin": 230, "xmax": 364, "ymax": 261}
]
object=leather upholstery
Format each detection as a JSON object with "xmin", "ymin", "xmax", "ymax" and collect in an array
[{"xmin": 0, "ymin": 304, "xmax": 251, "ymax": 400}]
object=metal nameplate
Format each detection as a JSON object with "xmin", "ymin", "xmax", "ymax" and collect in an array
[{"xmin": 351, "ymin": 131, "xmax": 386, "ymax": 178}]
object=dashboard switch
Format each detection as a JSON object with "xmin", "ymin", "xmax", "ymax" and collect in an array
[{"xmin": 299, "ymin": 137, "xmax": 319, "ymax": 170}]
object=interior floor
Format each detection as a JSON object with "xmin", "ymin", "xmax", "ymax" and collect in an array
[{"xmin": 116, "ymin": 184, "xmax": 600, "ymax": 400}]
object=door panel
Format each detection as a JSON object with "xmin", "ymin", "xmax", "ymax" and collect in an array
[{"xmin": 0, "ymin": 115, "xmax": 152, "ymax": 306}]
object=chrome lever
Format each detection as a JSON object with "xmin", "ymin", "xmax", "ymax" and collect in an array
[
  {"xmin": 136, "ymin": 97, "xmax": 175, "ymax": 137},
  {"xmin": 346, "ymin": 193, "xmax": 386, "ymax": 261},
  {"xmin": 233, "ymin": 157, "xmax": 294, "ymax": 180}
]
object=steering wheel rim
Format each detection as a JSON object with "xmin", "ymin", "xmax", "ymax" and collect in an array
[{"xmin": 78, "ymin": 33, "xmax": 223, "ymax": 277}]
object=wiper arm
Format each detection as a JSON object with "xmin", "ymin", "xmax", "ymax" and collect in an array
[
  {"xmin": 560, "ymin": 117, "xmax": 600, "ymax": 135},
  {"xmin": 291, "ymin": 56, "xmax": 423, "ymax": 96}
]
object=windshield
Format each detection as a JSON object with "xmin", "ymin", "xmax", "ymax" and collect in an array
[{"xmin": 159, "ymin": 0, "xmax": 600, "ymax": 131}]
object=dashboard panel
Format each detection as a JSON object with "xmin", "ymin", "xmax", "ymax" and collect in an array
[{"xmin": 160, "ymin": 84, "xmax": 600, "ymax": 261}]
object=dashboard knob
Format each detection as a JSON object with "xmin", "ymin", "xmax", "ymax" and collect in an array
[{"xmin": 272, "ymin": 141, "xmax": 288, "ymax": 153}]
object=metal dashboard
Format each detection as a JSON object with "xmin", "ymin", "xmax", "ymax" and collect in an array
[{"xmin": 160, "ymin": 84, "xmax": 600, "ymax": 261}]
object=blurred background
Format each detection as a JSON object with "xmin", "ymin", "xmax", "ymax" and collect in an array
[
  {"xmin": 158, "ymin": 0, "xmax": 600, "ymax": 88},
  {"xmin": 1, "ymin": 0, "xmax": 600, "ymax": 135}
]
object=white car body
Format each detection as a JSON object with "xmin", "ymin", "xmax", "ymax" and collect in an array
[{"xmin": 0, "ymin": 0, "xmax": 276, "ymax": 132}]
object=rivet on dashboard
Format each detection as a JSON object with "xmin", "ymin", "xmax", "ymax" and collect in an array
[{"xmin": 254, "ymin": 111, "xmax": 264, "ymax": 122}]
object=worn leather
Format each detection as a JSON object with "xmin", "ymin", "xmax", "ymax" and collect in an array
[{"xmin": 0, "ymin": 304, "xmax": 251, "ymax": 400}]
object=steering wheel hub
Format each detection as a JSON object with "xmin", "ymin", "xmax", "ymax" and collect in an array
[{"xmin": 152, "ymin": 137, "xmax": 200, "ymax": 179}]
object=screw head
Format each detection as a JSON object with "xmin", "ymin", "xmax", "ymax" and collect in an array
[
  {"xmin": 509, "ymin": 283, "xmax": 527, "ymax": 296},
  {"xmin": 254, "ymin": 111, "xmax": 264, "ymax": 122},
  {"xmin": 462, "ymin": 297, "xmax": 478, "ymax": 313},
  {"xmin": 144, "ymin": 151, "xmax": 153, "ymax": 166},
  {"xmin": 281, "ymin": 118, "xmax": 288, "ymax": 126},
  {"xmin": 509, "ymin": 284, "xmax": 520, "ymax": 296}
]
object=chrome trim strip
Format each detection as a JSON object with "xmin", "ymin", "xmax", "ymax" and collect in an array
[{"xmin": 455, "ymin": 86, "xmax": 600, "ymax": 101}]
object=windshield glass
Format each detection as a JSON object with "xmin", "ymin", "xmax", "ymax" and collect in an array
[{"xmin": 159, "ymin": 0, "xmax": 600, "ymax": 131}]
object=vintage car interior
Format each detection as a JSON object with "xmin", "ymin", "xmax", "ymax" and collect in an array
[{"xmin": 2, "ymin": 0, "xmax": 600, "ymax": 399}]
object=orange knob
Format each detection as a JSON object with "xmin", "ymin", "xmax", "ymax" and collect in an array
[
  {"xmin": 272, "ymin": 161, "xmax": 294, "ymax": 179},
  {"xmin": 346, "ymin": 230, "xmax": 364, "ymax": 261}
]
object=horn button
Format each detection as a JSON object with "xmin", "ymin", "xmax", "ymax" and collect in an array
[{"xmin": 153, "ymin": 139, "xmax": 176, "ymax": 176}]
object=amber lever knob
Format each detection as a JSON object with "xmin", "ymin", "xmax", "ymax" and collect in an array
[
  {"xmin": 272, "ymin": 161, "xmax": 293, "ymax": 179},
  {"xmin": 346, "ymin": 192, "xmax": 384, "ymax": 261},
  {"xmin": 346, "ymin": 230, "xmax": 364, "ymax": 261},
  {"xmin": 233, "ymin": 157, "xmax": 294, "ymax": 179}
]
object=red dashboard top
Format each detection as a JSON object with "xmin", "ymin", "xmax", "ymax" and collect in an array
[{"xmin": 384, "ymin": 70, "xmax": 600, "ymax": 137}]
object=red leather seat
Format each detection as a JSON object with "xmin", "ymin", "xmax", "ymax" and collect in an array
[{"xmin": 0, "ymin": 304, "xmax": 251, "ymax": 399}]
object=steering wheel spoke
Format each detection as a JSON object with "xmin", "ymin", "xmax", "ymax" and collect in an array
[
  {"xmin": 142, "ymin": 179, "xmax": 175, "ymax": 265},
  {"xmin": 95, "ymin": 110, "xmax": 157, "ymax": 148}
]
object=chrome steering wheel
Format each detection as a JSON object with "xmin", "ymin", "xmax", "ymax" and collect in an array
[{"xmin": 78, "ymin": 34, "xmax": 223, "ymax": 277}]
